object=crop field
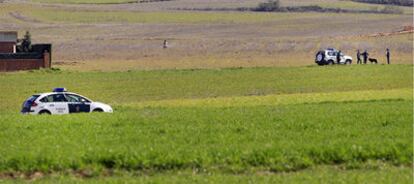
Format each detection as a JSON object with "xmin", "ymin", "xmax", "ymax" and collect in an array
[
  {"xmin": 0, "ymin": 0, "xmax": 413, "ymax": 182},
  {"xmin": 0, "ymin": 65, "xmax": 412, "ymax": 182}
]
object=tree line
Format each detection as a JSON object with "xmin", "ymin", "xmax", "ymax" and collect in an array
[
  {"xmin": 254, "ymin": 0, "xmax": 404, "ymax": 14},
  {"xmin": 351, "ymin": 0, "xmax": 413, "ymax": 7}
]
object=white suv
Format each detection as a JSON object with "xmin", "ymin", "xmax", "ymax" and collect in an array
[
  {"xmin": 21, "ymin": 88, "xmax": 113, "ymax": 115},
  {"xmin": 315, "ymin": 48, "xmax": 353, "ymax": 65}
]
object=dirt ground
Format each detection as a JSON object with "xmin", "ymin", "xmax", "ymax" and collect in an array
[{"xmin": 0, "ymin": 0, "xmax": 412, "ymax": 71}]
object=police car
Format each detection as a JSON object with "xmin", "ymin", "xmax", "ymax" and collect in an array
[{"xmin": 21, "ymin": 88, "xmax": 113, "ymax": 115}]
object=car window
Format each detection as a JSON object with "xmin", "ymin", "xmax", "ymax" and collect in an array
[
  {"xmin": 66, "ymin": 94, "xmax": 90, "ymax": 103},
  {"xmin": 23, "ymin": 95, "xmax": 40, "ymax": 106},
  {"xmin": 40, "ymin": 95, "xmax": 55, "ymax": 103},
  {"xmin": 39, "ymin": 96, "xmax": 50, "ymax": 103},
  {"xmin": 52, "ymin": 94, "xmax": 67, "ymax": 102}
]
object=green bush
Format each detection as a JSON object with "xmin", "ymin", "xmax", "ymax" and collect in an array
[{"xmin": 255, "ymin": 0, "xmax": 281, "ymax": 12}]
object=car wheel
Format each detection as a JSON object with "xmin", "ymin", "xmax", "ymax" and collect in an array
[
  {"xmin": 316, "ymin": 52, "xmax": 324, "ymax": 62},
  {"xmin": 93, "ymin": 109, "xmax": 103, "ymax": 113},
  {"xmin": 39, "ymin": 110, "xmax": 51, "ymax": 115},
  {"xmin": 345, "ymin": 60, "xmax": 352, "ymax": 65},
  {"xmin": 327, "ymin": 60, "xmax": 334, "ymax": 65}
]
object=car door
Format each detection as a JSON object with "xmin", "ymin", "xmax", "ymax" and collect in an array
[
  {"xmin": 339, "ymin": 53, "xmax": 345, "ymax": 63},
  {"xmin": 43, "ymin": 94, "xmax": 69, "ymax": 114},
  {"xmin": 65, "ymin": 93, "xmax": 91, "ymax": 113}
]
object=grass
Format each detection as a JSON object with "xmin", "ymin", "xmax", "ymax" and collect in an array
[
  {"xmin": 1, "ymin": 3, "xmax": 409, "ymax": 24},
  {"xmin": 0, "ymin": 93, "xmax": 412, "ymax": 180},
  {"xmin": 26, "ymin": 0, "xmax": 414, "ymax": 15},
  {"xmin": 2, "ymin": 164, "xmax": 412, "ymax": 183},
  {"xmin": 129, "ymin": 88, "xmax": 412, "ymax": 108},
  {"xmin": 317, "ymin": 1, "xmax": 413, "ymax": 14},
  {"xmin": 0, "ymin": 65, "xmax": 411, "ymax": 112},
  {"xmin": 0, "ymin": 1, "xmax": 412, "ymax": 181},
  {"xmin": 28, "ymin": 10, "xmax": 335, "ymax": 24},
  {"xmin": 0, "ymin": 65, "xmax": 412, "ymax": 182},
  {"xmin": 0, "ymin": 98, "xmax": 412, "ymax": 171}
]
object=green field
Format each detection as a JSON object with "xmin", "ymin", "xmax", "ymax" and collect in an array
[
  {"xmin": 0, "ymin": 0, "xmax": 413, "ymax": 182},
  {"xmin": 0, "ymin": 65, "xmax": 412, "ymax": 182}
]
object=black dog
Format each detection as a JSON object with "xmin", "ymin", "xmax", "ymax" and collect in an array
[{"xmin": 368, "ymin": 58, "xmax": 378, "ymax": 64}]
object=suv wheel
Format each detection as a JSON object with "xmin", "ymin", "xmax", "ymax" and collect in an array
[
  {"xmin": 316, "ymin": 52, "xmax": 324, "ymax": 63},
  {"xmin": 327, "ymin": 60, "xmax": 334, "ymax": 65},
  {"xmin": 345, "ymin": 60, "xmax": 352, "ymax": 65}
]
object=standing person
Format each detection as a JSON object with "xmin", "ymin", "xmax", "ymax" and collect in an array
[
  {"xmin": 336, "ymin": 50, "xmax": 341, "ymax": 64},
  {"xmin": 362, "ymin": 50, "xmax": 369, "ymax": 64},
  {"xmin": 163, "ymin": 40, "xmax": 168, "ymax": 49},
  {"xmin": 386, "ymin": 48, "xmax": 390, "ymax": 64},
  {"xmin": 357, "ymin": 50, "xmax": 361, "ymax": 64}
]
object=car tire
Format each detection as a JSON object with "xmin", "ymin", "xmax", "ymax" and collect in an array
[
  {"xmin": 327, "ymin": 60, "xmax": 334, "ymax": 65},
  {"xmin": 345, "ymin": 60, "xmax": 352, "ymax": 65},
  {"xmin": 93, "ymin": 108, "xmax": 103, "ymax": 113},
  {"xmin": 39, "ymin": 110, "xmax": 51, "ymax": 115}
]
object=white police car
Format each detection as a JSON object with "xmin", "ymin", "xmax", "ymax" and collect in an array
[{"xmin": 21, "ymin": 88, "xmax": 113, "ymax": 115}]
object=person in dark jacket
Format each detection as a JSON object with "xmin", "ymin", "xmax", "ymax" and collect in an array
[
  {"xmin": 357, "ymin": 50, "xmax": 361, "ymax": 64},
  {"xmin": 362, "ymin": 50, "xmax": 369, "ymax": 64},
  {"xmin": 386, "ymin": 48, "xmax": 390, "ymax": 64},
  {"xmin": 336, "ymin": 50, "xmax": 342, "ymax": 64}
]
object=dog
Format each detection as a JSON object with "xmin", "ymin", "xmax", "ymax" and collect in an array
[{"xmin": 368, "ymin": 58, "xmax": 378, "ymax": 64}]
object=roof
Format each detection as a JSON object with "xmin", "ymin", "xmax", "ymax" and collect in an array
[{"xmin": 0, "ymin": 31, "xmax": 18, "ymax": 42}]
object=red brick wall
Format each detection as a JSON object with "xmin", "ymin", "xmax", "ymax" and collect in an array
[
  {"xmin": 43, "ymin": 52, "xmax": 51, "ymax": 68},
  {"xmin": 0, "ymin": 52, "xmax": 52, "ymax": 72},
  {"xmin": 0, "ymin": 59, "xmax": 44, "ymax": 72},
  {"xmin": 0, "ymin": 42, "xmax": 15, "ymax": 53}
]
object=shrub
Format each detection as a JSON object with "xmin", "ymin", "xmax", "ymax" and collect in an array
[{"xmin": 255, "ymin": 0, "xmax": 281, "ymax": 12}]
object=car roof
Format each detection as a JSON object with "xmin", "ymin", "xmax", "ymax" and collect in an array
[{"xmin": 34, "ymin": 92, "xmax": 92, "ymax": 101}]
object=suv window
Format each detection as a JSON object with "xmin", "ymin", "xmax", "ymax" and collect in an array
[{"xmin": 65, "ymin": 94, "xmax": 90, "ymax": 103}]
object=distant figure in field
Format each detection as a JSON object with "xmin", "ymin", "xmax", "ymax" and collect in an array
[
  {"xmin": 386, "ymin": 48, "xmax": 390, "ymax": 64},
  {"xmin": 163, "ymin": 40, "xmax": 168, "ymax": 49},
  {"xmin": 362, "ymin": 50, "xmax": 369, "ymax": 64},
  {"xmin": 368, "ymin": 58, "xmax": 378, "ymax": 64},
  {"xmin": 357, "ymin": 50, "xmax": 361, "ymax": 64},
  {"xmin": 336, "ymin": 50, "xmax": 341, "ymax": 64}
]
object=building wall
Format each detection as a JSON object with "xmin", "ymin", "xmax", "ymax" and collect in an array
[
  {"xmin": 0, "ymin": 52, "xmax": 50, "ymax": 72},
  {"xmin": 0, "ymin": 42, "xmax": 15, "ymax": 53},
  {"xmin": 0, "ymin": 32, "xmax": 17, "ymax": 42}
]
